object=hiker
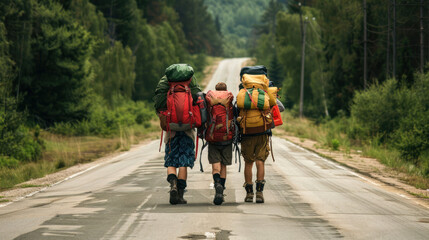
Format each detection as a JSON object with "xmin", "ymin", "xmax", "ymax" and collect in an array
[
  {"xmin": 205, "ymin": 82, "xmax": 235, "ymax": 205},
  {"xmin": 154, "ymin": 64, "xmax": 203, "ymax": 205},
  {"xmin": 236, "ymin": 65, "xmax": 282, "ymax": 203}
]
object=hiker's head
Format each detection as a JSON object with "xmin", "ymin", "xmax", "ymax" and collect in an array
[{"xmin": 215, "ymin": 82, "xmax": 227, "ymax": 91}]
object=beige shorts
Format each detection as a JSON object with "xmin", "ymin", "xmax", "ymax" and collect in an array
[{"xmin": 241, "ymin": 134, "xmax": 270, "ymax": 162}]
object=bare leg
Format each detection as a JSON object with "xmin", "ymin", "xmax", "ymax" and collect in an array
[
  {"xmin": 220, "ymin": 164, "xmax": 227, "ymax": 179},
  {"xmin": 244, "ymin": 161, "xmax": 254, "ymax": 184},
  {"xmin": 167, "ymin": 167, "xmax": 177, "ymax": 176},
  {"xmin": 211, "ymin": 162, "xmax": 221, "ymax": 175},
  {"xmin": 255, "ymin": 160, "xmax": 265, "ymax": 181},
  {"xmin": 178, "ymin": 167, "xmax": 187, "ymax": 180}
]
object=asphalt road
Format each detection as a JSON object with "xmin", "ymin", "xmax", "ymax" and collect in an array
[{"xmin": 1, "ymin": 58, "xmax": 429, "ymax": 239}]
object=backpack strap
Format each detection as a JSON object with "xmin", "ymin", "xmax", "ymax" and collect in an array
[
  {"xmin": 234, "ymin": 141, "xmax": 241, "ymax": 172},
  {"xmin": 225, "ymin": 107, "xmax": 229, "ymax": 137},
  {"xmin": 269, "ymin": 135, "xmax": 275, "ymax": 162},
  {"xmin": 159, "ymin": 130, "xmax": 163, "ymax": 152},
  {"xmin": 195, "ymin": 135, "xmax": 199, "ymax": 160},
  {"xmin": 199, "ymin": 140, "xmax": 208, "ymax": 172},
  {"xmin": 232, "ymin": 120, "xmax": 241, "ymax": 172},
  {"xmin": 245, "ymin": 89, "xmax": 259, "ymax": 109}
]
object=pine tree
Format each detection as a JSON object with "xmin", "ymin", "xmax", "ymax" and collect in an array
[
  {"xmin": 20, "ymin": 1, "xmax": 95, "ymax": 124},
  {"xmin": 269, "ymin": 52, "xmax": 283, "ymax": 87}
]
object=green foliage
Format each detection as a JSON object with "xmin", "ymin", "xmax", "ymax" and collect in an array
[
  {"xmin": 14, "ymin": 1, "xmax": 95, "ymax": 124},
  {"xmin": 330, "ymin": 139, "xmax": 340, "ymax": 151},
  {"xmin": 205, "ymin": 0, "xmax": 270, "ymax": 57},
  {"xmin": 93, "ymin": 41, "xmax": 136, "ymax": 106},
  {"xmin": 351, "ymin": 79, "xmax": 404, "ymax": 138},
  {"xmin": 316, "ymin": 0, "xmax": 364, "ymax": 115},
  {"xmin": 174, "ymin": 0, "xmax": 223, "ymax": 56},
  {"xmin": 51, "ymin": 96, "xmax": 155, "ymax": 136},
  {"xmin": 254, "ymin": 6, "xmax": 327, "ymax": 117},
  {"xmin": 393, "ymin": 74, "xmax": 429, "ymax": 162},
  {"xmin": 0, "ymin": 21, "xmax": 44, "ymax": 164},
  {"xmin": 0, "ymin": 156, "xmax": 19, "ymax": 169},
  {"xmin": 67, "ymin": 0, "xmax": 107, "ymax": 41},
  {"xmin": 351, "ymin": 74, "xmax": 429, "ymax": 165},
  {"xmin": 0, "ymin": 124, "xmax": 44, "ymax": 163}
]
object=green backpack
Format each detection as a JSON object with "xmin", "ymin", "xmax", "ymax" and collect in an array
[{"xmin": 165, "ymin": 63, "xmax": 194, "ymax": 82}]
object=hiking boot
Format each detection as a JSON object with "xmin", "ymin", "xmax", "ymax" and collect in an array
[
  {"xmin": 255, "ymin": 191, "xmax": 264, "ymax": 203},
  {"xmin": 168, "ymin": 176, "xmax": 179, "ymax": 205},
  {"xmin": 213, "ymin": 182, "xmax": 224, "ymax": 205},
  {"xmin": 178, "ymin": 189, "xmax": 187, "ymax": 204},
  {"xmin": 255, "ymin": 180, "xmax": 266, "ymax": 204},
  {"xmin": 243, "ymin": 183, "xmax": 254, "ymax": 202}
]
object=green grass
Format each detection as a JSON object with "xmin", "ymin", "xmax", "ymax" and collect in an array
[{"xmin": 18, "ymin": 184, "xmax": 45, "ymax": 188}]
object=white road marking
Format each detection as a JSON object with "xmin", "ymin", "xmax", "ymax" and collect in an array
[{"xmin": 102, "ymin": 194, "xmax": 152, "ymax": 240}]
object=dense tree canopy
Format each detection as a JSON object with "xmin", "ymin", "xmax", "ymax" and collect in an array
[
  {"xmin": 0, "ymin": 0, "xmax": 223, "ymax": 125},
  {"xmin": 253, "ymin": 0, "xmax": 429, "ymax": 117}
]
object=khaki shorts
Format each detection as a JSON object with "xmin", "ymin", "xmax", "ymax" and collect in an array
[
  {"xmin": 208, "ymin": 143, "xmax": 233, "ymax": 165},
  {"xmin": 241, "ymin": 134, "xmax": 270, "ymax": 163}
]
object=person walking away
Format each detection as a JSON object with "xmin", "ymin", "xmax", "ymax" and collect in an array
[
  {"xmin": 154, "ymin": 64, "xmax": 202, "ymax": 205},
  {"xmin": 236, "ymin": 66, "xmax": 278, "ymax": 203},
  {"xmin": 205, "ymin": 82, "xmax": 235, "ymax": 205}
]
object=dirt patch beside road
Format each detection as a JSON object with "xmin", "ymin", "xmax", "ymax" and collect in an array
[{"xmin": 273, "ymin": 128, "xmax": 429, "ymax": 208}]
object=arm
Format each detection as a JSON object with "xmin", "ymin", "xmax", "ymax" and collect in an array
[{"xmin": 276, "ymin": 99, "xmax": 285, "ymax": 112}]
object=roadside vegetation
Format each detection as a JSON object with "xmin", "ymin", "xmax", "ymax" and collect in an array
[{"xmin": 282, "ymin": 73, "xmax": 429, "ymax": 189}]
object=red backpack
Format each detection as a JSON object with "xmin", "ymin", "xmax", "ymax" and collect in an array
[
  {"xmin": 205, "ymin": 90, "xmax": 234, "ymax": 143},
  {"xmin": 159, "ymin": 79, "xmax": 201, "ymax": 132}
]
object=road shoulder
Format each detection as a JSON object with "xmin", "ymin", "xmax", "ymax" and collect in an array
[{"xmin": 273, "ymin": 129, "xmax": 429, "ymax": 209}]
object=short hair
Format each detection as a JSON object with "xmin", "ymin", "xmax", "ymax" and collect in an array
[{"xmin": 215, "ymin": 82, "xmax": 227, "ymax": 91}]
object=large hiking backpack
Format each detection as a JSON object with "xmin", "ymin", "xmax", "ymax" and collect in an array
[
  {"xmin": 198, "ymin": 89, "xmax": 239, "ymax": 173},
  {"xmin": 205, "ymin": 90, "xmax": 235, "ymax": 143},
  {"xmin": 236, "ymin": 70, "xmax": 274, "ymax": 135},
  {"xmin": 158, "ymin": 64, "xmax": 202, "ymax": 132}
]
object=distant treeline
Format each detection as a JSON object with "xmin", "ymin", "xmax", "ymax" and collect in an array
[
  {"xmin": 0, "ymin": 0, "xmax": 222, "ymax": 165},
  {"xmin": 205, "ymin": 0, "xmax": 272, "ymax": 57}
]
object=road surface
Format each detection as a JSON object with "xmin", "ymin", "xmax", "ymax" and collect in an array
[{"xmin": 1, "ymin": 58, "xmax": 429, "ymax": 239}]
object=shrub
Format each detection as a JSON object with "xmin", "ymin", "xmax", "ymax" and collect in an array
[
  {"xmin": 0, "ymin": 156, "xmax": 19, "ymax": 169},
  {"xmin": 392, "ymin": 73, "xmax": 429, "ymax": 162},
  {"xmin": 51, "ymin": 97, "xmax": 155, "ymax": 137},
  {"xmin": 331, "ymin": 139, "xmax": 340, "ymax": 151},
  {"xmin": 351, "ymin": 79, "xmax": 403, "ymax": 139}
]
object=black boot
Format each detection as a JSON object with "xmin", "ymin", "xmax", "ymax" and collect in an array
[
  {"xmin": 255, "ymin": 180, "xmax": 266, "ymax": 203},
  {"xmin": 213, "ymin": 174, "xmax": 224, "ymax": 205},
  {"xmin": 167, "ymin": 174, "xmax": 179, "ymax": 205},
  {"xmin": 178, "ymin": 189, "xmax": 187, "ymax": 204},
  {"xmin": 177, "ymin": 179, "xmax": 187, "ymax": 204},
  {"xmin": 243, "ymin": 183, "xmax": 254, "ymax": 202}
]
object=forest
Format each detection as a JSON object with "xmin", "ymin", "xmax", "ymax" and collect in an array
[{"xmin": 253, "ymin": 0, "xmax": 429, "ymax": 182}]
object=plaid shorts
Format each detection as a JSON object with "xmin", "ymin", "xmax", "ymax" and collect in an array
[{"xmin": 164, "ymin": 132, "xmax": 195, "ymax": 168}]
